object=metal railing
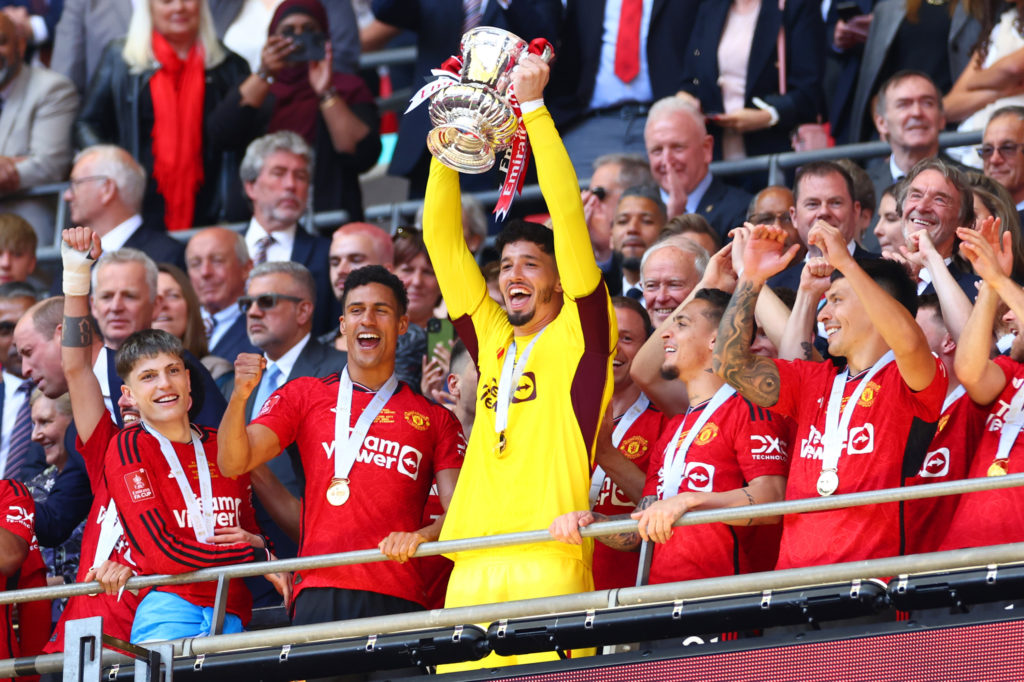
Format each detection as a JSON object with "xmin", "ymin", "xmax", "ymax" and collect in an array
[
  {"xmin": 26, "ymin": 130, "xmax": 985, "ymax": 267},
  {"xmin": 0, "ymin": 471, "xmax": 1020, "ymax": 677}
]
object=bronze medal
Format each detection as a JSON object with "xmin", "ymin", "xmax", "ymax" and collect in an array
[
  {"xmin": 987, "ymin": 459, "xmax": 1009, "ymax": 477},
  {"xmin": 326, "ymin": 478, "xmax": 351, "ymax": 506}
]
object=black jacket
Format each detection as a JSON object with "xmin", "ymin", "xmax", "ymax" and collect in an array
[{"xmin": 74, "ymin": 40, "xmax": 263, "ymax": 228}]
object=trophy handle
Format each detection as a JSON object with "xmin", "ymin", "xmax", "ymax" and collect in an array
[{"xmin": 521, "ymin": 38, "xmax": 554, "ymax": 65}]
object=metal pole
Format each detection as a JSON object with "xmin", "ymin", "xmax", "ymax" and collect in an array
[{"xmin": 4, "ymin": 472, "xmax": 1024, "ymax": 606}]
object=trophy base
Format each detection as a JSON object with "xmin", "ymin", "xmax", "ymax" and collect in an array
[{"xmin": 427, "ymin": 122, "xmax": 496, "ymax": 174}]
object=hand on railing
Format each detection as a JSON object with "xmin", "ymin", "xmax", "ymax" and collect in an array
[
  {"xmin": 265, "ymin": 558, "xmax": 293, "ymax": 609},
  {"xmin": 84, "ymin": 560, "xmax": 135, "ymax": 599}
]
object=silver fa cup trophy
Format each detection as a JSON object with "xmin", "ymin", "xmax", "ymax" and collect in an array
[{"xmin": 426, "ymin": 27, "xmax": 552, "ymax": 174}]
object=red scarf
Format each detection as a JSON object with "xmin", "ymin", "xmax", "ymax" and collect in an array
[{"xmin": 149, "ymin": 30, "xmax": 206, "ymax": 232}]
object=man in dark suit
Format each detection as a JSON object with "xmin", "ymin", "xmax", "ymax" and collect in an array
[
  {"xmin": 644, "ymin": 97, "xmax": 751, "ymax": 242},
  {"xmin": 768, "ymin": 161, "xmax": 880, "ymax": 292},
  {"xmin": 548, "ymin": 0, "xmax": 696, "ymax": 177},
  {"xmin": 239, "ymin": 132, "xmax": 336, "ymax": 337},
  {"xmin": 186, "ymin": 227, "xmax": 260, "ymax": 363},
  {"xmin": 239, "ymin": 260, "xmax": 346, "ymax": 604},
  {"xmin": 864, "ymin": 71, "xmax": 950, "ymax": 208},
  {"xmin": 54, "ymin": 145, "xmax": 186, "ymax": 297},
  {"xmin": 91, "ymin": 248, "xmax": 226, "ymax": 429},
  {"xmin": 371, "ymin": 0, "xmax": 561, "ymax": 196}
]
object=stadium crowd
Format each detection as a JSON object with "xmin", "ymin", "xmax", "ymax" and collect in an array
[{"xmin": 4, "ymin": 0, "xmax": 1024, "ymax": 678}]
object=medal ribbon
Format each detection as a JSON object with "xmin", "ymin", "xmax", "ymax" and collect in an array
[
  {"xmin": 141, "ymin": 421, "xmax": 216, "ymax": 543},
  {"xmin": 819, "ymin": 351, "xmax": 895, "ymax": 483},
  {"xmin": 92, "ymin": 499, "xmax": 124, "ymax": 569},
  {"xmin": 661, "ymin": 385, "xmax": 735, "ymax": 500},
  {"xmin": 589, "ymin": 394, "xmax": 650, "ymax": 507},
  {"xmin": 494, "ymin": 329, "xmax": 546, "ymax": 436},
  {"xmin": 334, "ymin": 368, "xmax": 399, "ymax": 481},
  {"xmin": 994, "ymin": 381, "xmax": 1024, "ymax": 465}
]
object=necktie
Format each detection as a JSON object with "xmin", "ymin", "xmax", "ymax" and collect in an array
[
  {"xmin": 615, "ymin": 0, "xmax": 643, "ymax": 84},
  {"xmin": 253, "ymin": 236, "xmax": 275, "ymax": 266},
  {"xmin": 6, "ymin": 381, "xmax": 34, "ymax": 481},
  {"xmin": 463, "ymin": 0, "xmax": 483, "ymax": 34},
  {"xmin": 626, "ymin": 286, "xmax": 643, "ymax": 301},
  {"xmin": 203, "ymin": 313, "xmax": 215, "ymax": 340},
  {"xmin": 253, "ymin": 363, "xmax": 282, "ymax": 415}
]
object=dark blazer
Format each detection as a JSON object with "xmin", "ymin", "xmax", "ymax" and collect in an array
[
  {"xmin": 921, "ymin": 259, "xmax": 980, "ymax": 302},
  {"xmin": 33, "ymin": 430, "xmax": 92, "ymax": 548},
  {"xmin": 679, "ymin": 0, "xmax": 824, "ymax": 159},
  {"xmin": 768, "ymin": 243, "xmax": 881, "ymax": 291},
  {"xmin": 548, "ymin": 0, "xmax": 695, "ymax": 129},
  {"xmin": 697, "ymin": 175, "xmax": 754, "ymax": 243},
  {"xmin": 372, "ymin": 0, "xmax": 562, "ymax": 179},
  {"xmin": 824, "ymin": 0, "xmax": 877, "ymax": 144},
  {"xmin": 211, "ymin": 314, "xmax": 260, "ymax": 364},
  {"xmin": 74, "ymin": 40, "xmax": 262, "ymax": 228},
  {"xmin": 104, "ymin": 347, "xmax": 227, "ymax": 429},
  {"xmin": 846, "ymin": 0, "xmax": 979, "ymax": 143},
  {"xmin": 290, "ymin": 229, "xmax": 338, "ymax": 337},
  {"xmin": 242, "ymin": 337, "xmax": 346, "ymax": 606}
]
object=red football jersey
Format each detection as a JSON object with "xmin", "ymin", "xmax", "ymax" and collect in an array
[
  {"xmin": 96, "ymin": 418, "xmax": 265, "ymax": 623},
  {"xmin": 905, "ymin": 389, "xmax": 985, "ymax": 554},
  {"xmin": 46, "ymin": 414, "xmax": 141, "ymax": 654},
  {"xmin": 0, "ymin": 480, "xmax": 48, "ymax": 671},
  {"xmin": 416, "ymin": 482, "xmax": 453, "ymax": 610},
  {"xmin": 771, "ymin": 356, "xmax": 946, "ymax": 569},
  {"xmin": 591, "ymin": 403, "xmax": 665, "ymax": 590},
  {"xmin": 253, "ymin": 376, "xmax": 465, "ymax": 607},
  {"xmin": 942, "ymin": 357, "xmax": 1024, "ymax": 551},
  {"xmin": 641, "ymin": 394, "xmax": 790, "ymax": 584}
]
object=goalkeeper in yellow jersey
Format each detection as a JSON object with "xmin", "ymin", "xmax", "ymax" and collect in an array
[{"xmin": 423, "ymin": 54, "xmax": 616, "ymax": 670}]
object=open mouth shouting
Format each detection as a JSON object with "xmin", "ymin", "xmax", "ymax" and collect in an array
[
  {"xmin": 505, "ymin": 284, "xmax": 532, "ymax": 313},
  {"xmin": 356, "ymin": 330, "xmax": 381, "ymax": 350}
]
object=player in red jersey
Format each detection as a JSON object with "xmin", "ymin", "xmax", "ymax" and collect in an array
[
  {"xmin": 942, "ymin": 221, "xmax": 1024, "ymax": 550},
  {"xmin": 551, "ymin": 289, "xmax": 789, "ymax": 583},
  {"xmin": 585, "ymin": 297, "xmax": 666, "ymax": 589},
  {"xmin": 60, "ymin": 227, "xmax": 285, "ymax": 643},
  {"xmin": 219, "ymin": 265, "xmax": 463, "ymax": 625},
  {"xmin": 0, "ymin": 479, "xmax": 50, "ymax": 675},
  {"xmin": 714, "ymin": 218, "xmax": 946, "ymax": 569}
]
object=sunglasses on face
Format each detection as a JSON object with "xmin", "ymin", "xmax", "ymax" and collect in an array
[{"xmin": 238, "ymin": 293, "xmax": 304, "ymax": 313}]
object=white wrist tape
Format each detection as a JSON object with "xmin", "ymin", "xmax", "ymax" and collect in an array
[{"xmin": 61, "ymin": 241, "xmax": 95, "ymax": 296}]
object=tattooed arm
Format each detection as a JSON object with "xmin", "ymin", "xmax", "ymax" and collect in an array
[
  {"xmin": 60, "ymin": 227, "xmax": 109, "ymax": 443},
  {"xmin": 547, "ymin": 496, "xmax": 655, "ymax": 552},
  {"xmin": 714, "ymin": 226, "xmax": 797, "ymax": 406}
]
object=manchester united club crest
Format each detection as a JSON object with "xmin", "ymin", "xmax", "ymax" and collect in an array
[
  {"xmin": 620, "ymin": 435, "xmax": 649, "ymax": 460},
  {"xmin": 858, "ymin": 381, "xmax": 881, "ymax": 408},
  {"xmin": 696, "ymin": 422, "xmax": 719, "ymax": 445},
  {"xmin": 405, "ymin": 410, "xmax": 430, "ymax": 431}
]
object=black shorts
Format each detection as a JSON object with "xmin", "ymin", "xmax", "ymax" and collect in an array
[{"xmin": 292, "ymin": 587, "xmax": 423, "ymax": 626}]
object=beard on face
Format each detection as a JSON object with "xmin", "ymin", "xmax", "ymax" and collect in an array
[
  {"xmin": 621, "ymin": 256, "xmax": 643, "ymax": 272},
  {"xmin": 659, "ymin": 363, "xmax": 680, "ymax": 381},
  {"xmin": 505, "ymin": 285, "xmax": 554, "ymax": 327}
]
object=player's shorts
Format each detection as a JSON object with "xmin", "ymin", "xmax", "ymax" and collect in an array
[
  {"xmin": 439, "ymin": 550, "xmax": 594, "ymax": 672},
  {"xmin": 130, "ymin": 591, "xmax": 243, "ymax": 643}
]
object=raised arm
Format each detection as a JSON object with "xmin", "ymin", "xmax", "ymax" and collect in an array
[
  {"xmin": 515, "ymin": 56, "xmax": 602, "ymax": 299},
  {"xmin": 714, "ymin": 226, "xmax": 799, "ymax": 406},
  {"xmin": 810, "ymin": 221, "xmax": 936, "ymax": 391},
  {"xmin": 60, "ymin": 227, "xmax": 108, "ymax": 444},
  {"xmin": 218, "ymin": 353, "xmax": 284, "ymax": 477},
  {"xmin": 904, "ymin": 229, "xmax": 973, "ymax": 341},
  {"xmin": 778, "ymin": 258, "xmax": 832, "ymax": 361}
]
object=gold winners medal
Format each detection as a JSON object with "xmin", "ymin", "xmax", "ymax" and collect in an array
[
  {"xmin": 327, "ymin": 478, "xmax": 351, "ymax": 506},
  {"xmin": 988, "ymin": 459, "xmax": 1009, "ymax": 477},
  {"xmin": 817, "ymin": 469, "xmax": 839, "ymax": 496}
]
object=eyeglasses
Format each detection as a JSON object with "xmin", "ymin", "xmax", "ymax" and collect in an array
[
  {"xmin": 238, "ymin": 293, "xmax": 304, "ymax": 313},
  {"xmin": 748, "ymin": 211, "xmax": 793, "ymax": 225},
  {"xmin": 589, "ymin": 186, "xmax": 607, "ymax": 201},
  {"xmin": 66, "ymin": 175, "xmax": 109, "ymax": 195},
  {"xmin": 976, "ymin": 143, "xmax": 1024, "ymax": 160}
]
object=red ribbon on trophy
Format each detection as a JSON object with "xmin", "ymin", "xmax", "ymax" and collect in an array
[{"xmin": 405, "ymin": 56, "xmax": 464, "ymax": 115}]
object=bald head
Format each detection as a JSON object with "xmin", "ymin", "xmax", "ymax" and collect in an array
[
  {"xmin": 329, "ymin": 222, "xmax": 395, "ymax": 300},
  {"xmin": 644, "ymin": 97, "xmax": 713, "ymax": 196}
]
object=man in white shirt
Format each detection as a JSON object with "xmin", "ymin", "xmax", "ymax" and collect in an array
[{"xmin": 239, "ymin": 132, "xmax": 335, "ymax": 337}]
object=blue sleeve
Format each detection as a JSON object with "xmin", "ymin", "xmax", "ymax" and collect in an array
[{"xmin": 34, "ymin": 440, "xmax": 92, "ymax": 547}]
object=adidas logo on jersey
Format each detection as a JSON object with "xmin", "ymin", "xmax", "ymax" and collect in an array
[{"xmin": 322, "ymin": 435, "xmax": 424, "ymax": 480}]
